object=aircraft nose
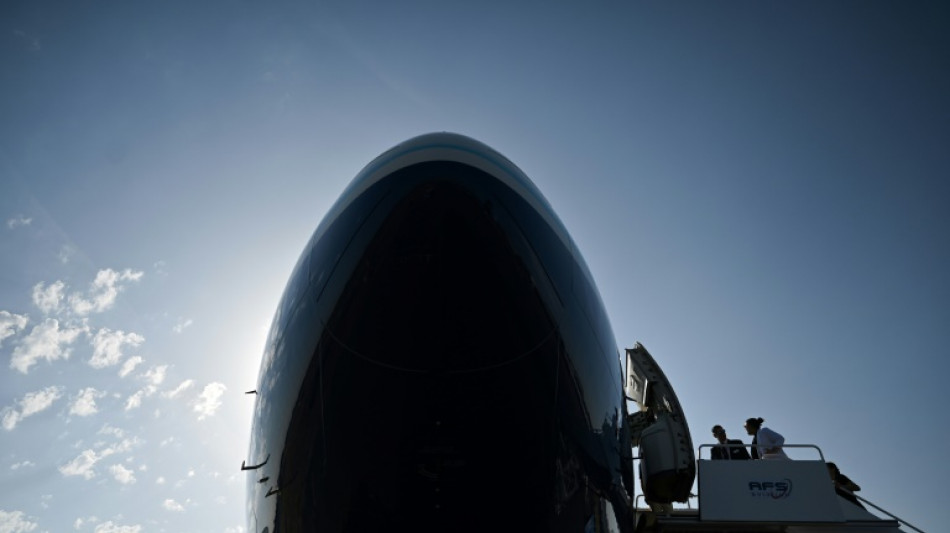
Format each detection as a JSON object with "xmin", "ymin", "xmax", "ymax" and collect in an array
[{"xmin": 325, "ymin": 175, "xmax": 555, "ymax": 373}]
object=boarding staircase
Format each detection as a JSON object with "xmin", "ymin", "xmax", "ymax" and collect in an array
[
  {"xmin": 623, "ymin": 344, "xmax": 922, "ymax": 533},
  {"xmin": 631, "ymin": 444, "xmax": 920, "ymax": 532}
]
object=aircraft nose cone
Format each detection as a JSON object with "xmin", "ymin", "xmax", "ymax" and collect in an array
[{"xmin": 325, "ymin": 174, "xmax": 554, "ymax": 373}]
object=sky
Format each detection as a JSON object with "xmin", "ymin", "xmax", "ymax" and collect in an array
[{"xmin": 1, "ymin": 1, "xmax": 947, "ymax": 532}]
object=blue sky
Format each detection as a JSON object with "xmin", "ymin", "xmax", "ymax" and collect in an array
[{"xmin": 1, "ymin": 1, "xmax": 947, "ymax": 532}]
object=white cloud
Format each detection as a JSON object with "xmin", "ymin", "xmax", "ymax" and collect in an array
[
  {"xmin": 109, "ymin": 437, "xmax": 140, "ymax": 454},
  {"xmin": 142, "ymin": 365, "xmax": 167, "ymax": 386},
  {"xmin": 162, "ymin": 379, "xmax": 194, "ymax": 399},
  {"xmin": 10, "ymin": 319, "xmax": 85, "ymax": 373},
  {"xmin": 124, "ymin": 390, "xmax": 146, "ymax": 411},
  {"xmin": 0, "ymin": 311, "xmax": 28, "ymax": 348},
  {"xmin": 118, "ymin": 356, "xmax": 144, "ymax": 378},
  {"xmin": 59, "ymin": 436, "xmax": 140, "ymax": 480},
  {"xmin": 172, "ymin": 318, "xmax": 193, "ymax": 334},
  {"xmin": 31, "ymin": 281, "xmax": 65, "ymax": 315},
  {"xmin": 193, "ymin": 382, "xmax": 226, "ymax": 420},
  {"xmin": 89, "ymin": 329, "xmax": 144, "ymax": 369},
  {"xmin": 124, "ymin": 370, "xmax": 165, "ymax": 410},
  {"xmin": 2, "ymin": 386, "xmax": 64, "ymax": 430},
  {"xmin": 155, "ymin": 476, "xmax": 165, "ymax": 485},
  {"xmin": 0, "ymin": 410, "xmax": 18, "ymax": 432},
  {"xmin": 0, "ymin": 509, "xmax": 38, "ymax": 532},
  {"xmin": 98, "ymin": 424, "xmax": 125, "ymax": 439},
  {"xmin": 108, "ymin": 464, "xmax": 136, "ymax": 484},
  {"xmin": 10, "ymin": 461, "xmax": 35, "ymax": 470},
  {"xmin": 93, "ymin": 522, "xmax": 141, "ymax": 533},
  {"xmin": 20, "ymin": 386, "xmax": 63, "ymax": 417},
  {"xmin": 74, "ymin": 516, "xmax": 100, "ymax": 531},
  {"xmin": 69, "ymin": 269, "xmax": 143, "ymax": 316},
  {"xmin": 70, "ymin": 388, "xmax": 105, "ymax": 417},
  {"xmin": 162, "ymin": 499, "xmax": 184, "ymax": 512},
  {"xmin": 59, "ymin": 449, "xmax": 106, "ymax": 479},
  {"xmin": 6, "ymin": 215, "xmax": 32, "ymax": 229}
]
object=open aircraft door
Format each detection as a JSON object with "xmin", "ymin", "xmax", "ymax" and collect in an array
[{"xmin": 624, "ymin": 343, "xmax": 695, "ymax": 505}]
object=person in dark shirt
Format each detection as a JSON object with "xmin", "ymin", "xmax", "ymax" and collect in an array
[
  {"xmin": 711, "ymin": 425, "xmax": 752, "ymax": 460},
  {"xmin": 827, "ymin": 462, "xmax": 865, "ymax": 508}
]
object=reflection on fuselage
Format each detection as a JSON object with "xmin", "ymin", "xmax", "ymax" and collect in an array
[{"xmin": 247, "ymin": 134, "xmax": 632, "ymax": 533}]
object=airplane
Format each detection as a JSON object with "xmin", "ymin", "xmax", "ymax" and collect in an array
[{"xmin": 243, "ymin": 133, "xmax": 914, "ymax": 532}]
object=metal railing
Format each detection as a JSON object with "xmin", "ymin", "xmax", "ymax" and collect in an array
[
  {"xmin": 847, "ymin": 491, "xmax": 927, "ymax": 533},
  {"xmin": 697, "ymin": 442, "xmax": 825, "ymax": 461}
]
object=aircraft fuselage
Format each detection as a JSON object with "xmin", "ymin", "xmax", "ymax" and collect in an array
[{"xmin": 247, "ymin": 133, "xmax": 632, "ymax": 532}]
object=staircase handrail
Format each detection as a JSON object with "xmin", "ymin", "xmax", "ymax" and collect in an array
[
  {"xmin": 843, "ymin": 490, "xmax": 926, "ymax": 533},
  {"xmin": 697, "ymin": 442, "xmax": 825, "ymax": 461}
]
